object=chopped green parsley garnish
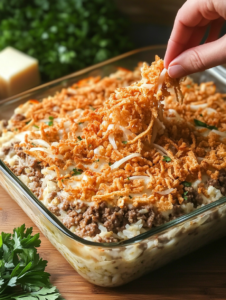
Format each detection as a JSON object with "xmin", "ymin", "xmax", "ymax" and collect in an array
[
  {"xmin": 95, "ymin": 159, "xmax": 99, "ymax": 162},
  {"xmin": 186, "ymin": 84, "xmax": 191, "ymax": 88},
  {"xmin": 183, "ymin": 191, "xmax": 188, "ymax": 200},
  {"xmin": 200, "ymin": 114, "xmax": 203, "ymax": 117},
  {"xmin": 108, "ymin": 162, "xmax": 113, "ymax": 166},
  {"xmin": 194, "ymin": 119, "xmax": 217, "ymax": 130},
  {"xmin": 26, "ymin": 120, "xmax": 31, "ymax": 125},
  {"xmin": 72, "ymin": 168, "xmax": 83, "ymax": 175},
  {"xmin": 32, "ymin": 143, "xmax": 36, "ymax": 146},
  {"xmin": 122, "ymin": 141, "xmax": 127, "ymax": 144},
  {"xmin": 127, "ymin": 177, "xmax": 130, "ymax": 180},
  {"xmin": 48, "ymin": 116, "xmax": 54, "ymax": 126},
  {"xmin": 77, "ymin": 136, "xmax": 82, "ymax": 141},
  {"xmin": 90, "ymin": 106, "xmax": 96, "ymax": 111},
  {"xmin": 182, "ymin": 181, "xmax": 192, "ymax": 187},
  {"xmin": 162, "ymin": 156, "xmax": 171, "ymax": 162},
  {"xmin": 78, "ymin": 122, "xmax": 84, "ymax": 125},
  {"xmin": 129, "ymin": 195, "xmax": 132, "ymax": 199},
  {"xmin": 33, "ymin": 124, "xmax": 39, "ymax": 129}
]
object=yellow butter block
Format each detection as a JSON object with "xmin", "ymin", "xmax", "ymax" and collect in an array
[{"xmin": 0, "ymin": 47, "xmax": 40, "ymax": 99}]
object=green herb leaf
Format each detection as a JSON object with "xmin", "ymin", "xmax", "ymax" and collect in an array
[
  {"xmin": 122, "ymin": 141, "xmax": 127, "ymax": 144},
  {"xmin": 77, "ymin": 136, "xmax": 82, "ymax": 141},
  {"xmin": 181, "ymin": 181, "xmax": 192, "ymax": 187},
  {"xmin": 78, "ymin": 122, "xmax": 84, "ymax": 125},
  {"xmin": 72, "ymin": 168, "xmax": 83, "ymax": 176},
  {"xmin": 33, "ymin": 125, "xmax": 39, "ymax": 129},
  {"xmin": 200, "ymin": 114, "xmax": 203, "ymax": 117},
  {"xmin": 194, "ymin": 119, "xmax": 217, "ymax": 130},
  {"xmin": 90, "ymin": 106, "xmax": 96, "ymax": 111},
  {"xmin": 186, "ymin": 85, "xmax": 191, "ymax": 88},
  {"xmin": 11, "ymin": 286, "xmax": 60, "ymax": 300},
  {"xmin": 183, "ymin": 191, "xmax": 188, "ymax": 200},
  {"xmin": 26, "ymin": 120, "xmax": 31, "ymax": 125},
  {"xmin": 95, "ymin": 159, "xmax": 99, "ymax": 162},
  {"xmin": 162, "ymin": 156, "xmax": 171, "ymax": 162},
  {"xmin": 108, "ymin": 162, "xmax": 113, "ymax": 166},
  {"xmin": 129, "ymin": 195, "xmax": 132, "ymax": 199},
  {"xmin": 0, "ymin": 1, "xmax": 133, "ymax": 83},
  {"xmin": 0, "ymin": 225, "xmax": 62, "ymax": 299},
  {"xmin": 47, "ymin": 116, "xmax": 54, "ymax": 126},
  {"xmin": 127, "ymin": 177, "xmax": 130, "ymax": 180}
]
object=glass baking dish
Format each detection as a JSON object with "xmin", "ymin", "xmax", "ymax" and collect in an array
[{"xmin": 1, "ymin": 45, "xmax": 226, "ymax": 287}]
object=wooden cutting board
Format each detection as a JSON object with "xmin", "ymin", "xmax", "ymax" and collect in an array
[{"xmin": 1, "ymin": 184, "xmax": 226, "ymax": 300}]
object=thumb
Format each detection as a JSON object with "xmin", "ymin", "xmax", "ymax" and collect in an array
[{"xmin": 168, "ymin": 35, "xmax": 226, "ymax": 78}]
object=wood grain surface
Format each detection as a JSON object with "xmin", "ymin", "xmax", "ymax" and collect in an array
[{"xmin": 1, "ymin": 185, "xmax": 226, "ymax": 300}]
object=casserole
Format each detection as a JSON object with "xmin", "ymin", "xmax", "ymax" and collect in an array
[{"xmin": 1, "ymin": 45, "xmax": 226, "ymax": 287}]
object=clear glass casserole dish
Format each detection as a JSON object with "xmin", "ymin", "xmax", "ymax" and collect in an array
[{"xmin": 1, "ymin": 45, "xmax": 226, "ymax": 287}]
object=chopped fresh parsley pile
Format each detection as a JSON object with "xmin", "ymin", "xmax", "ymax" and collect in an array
[
  {"xmin": 77, "ymin": 136, "xmax": 82, "ymax": 141},
  {"xmin": 194, "ymin": 119, "xmax": 217, "ymax": 130},
  {"xmin": 162, "ymin": 156, "xmax": 171, "ymax": 162},
  {"xmin": 0, "ymin": 0, "xmax": 132, "ymax": 81},
  {"xmin": 0, "ymin": 225, "xmax": 63, "ymax": 300}
]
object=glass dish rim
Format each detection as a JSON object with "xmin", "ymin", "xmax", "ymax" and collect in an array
[{"xmin": 1, "ymin": 44, "xmax": 226, "ymax": 248}]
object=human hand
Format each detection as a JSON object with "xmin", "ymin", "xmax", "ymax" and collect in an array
[{"xmin": 164, "ymin": 0, "xmax": 226, "ymax": 78}]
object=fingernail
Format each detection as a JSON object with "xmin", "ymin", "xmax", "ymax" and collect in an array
[{"xmin": 168, "ymin": 65, "xmax": 186, "ymax": 78}]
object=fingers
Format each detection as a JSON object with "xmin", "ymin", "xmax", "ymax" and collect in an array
[
  {"xmin": 164, "ymin": 0, "xmax": 223, "ymax": 68},
  {"xmin": 168, "ymin": 35, "xmax": 226, "ymax": 78},
  {"xmin": 205, "ymin": 17, "xmax": 225, "ymax": 43},
  {"xmin": 186, "ymin": 25, "xmax": 209, "ymax": 49}
]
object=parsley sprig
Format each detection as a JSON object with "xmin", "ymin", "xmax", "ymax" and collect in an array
[
  {"xmin": 0, "ymin": 225, "xmax": 63, "ymax": 299},
  {"xmin": 194, "ymin": 119, "xmax": 217, "ymax": 130}
]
